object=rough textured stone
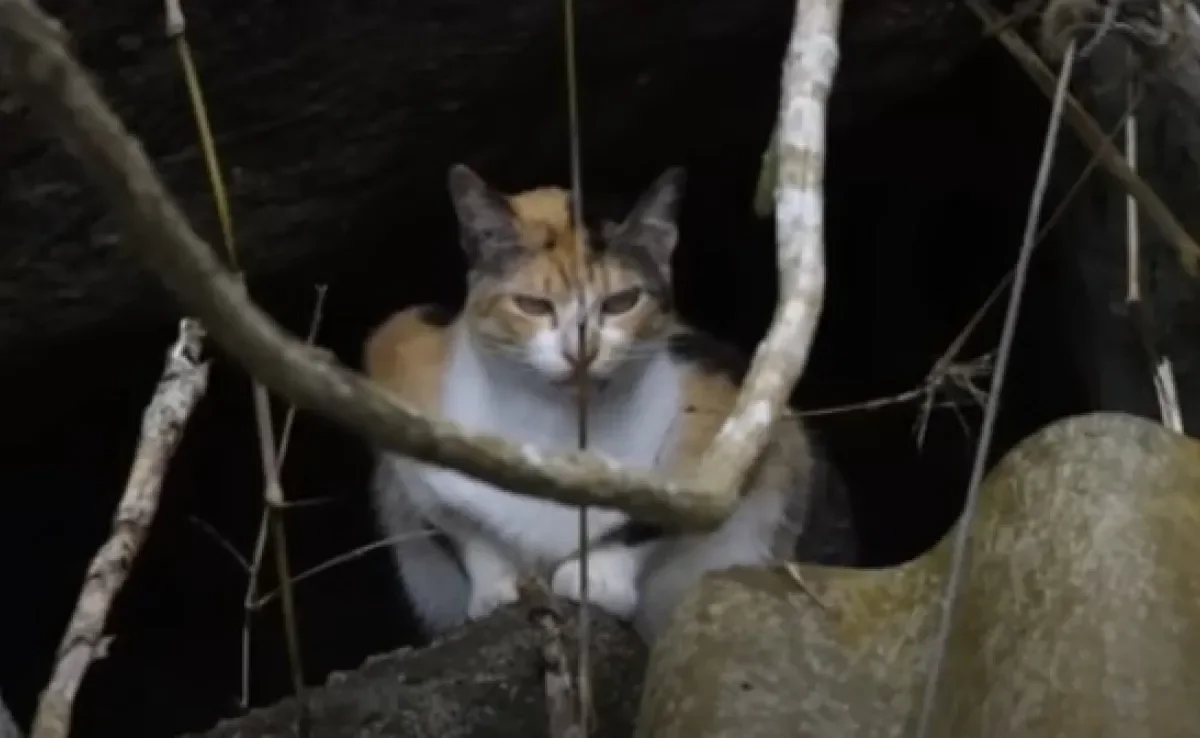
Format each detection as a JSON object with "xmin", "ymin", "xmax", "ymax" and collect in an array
[
  {"xmin": 186, "ymin": 603, "xmax": 646, "ymax": 738},
  {"xmin": 936, "ymin": 413, "xmax": 1200, "ymax": 738},
  {"xmin": 635, "ymin": 412, "xmax": 1200, "ymax": 737}
]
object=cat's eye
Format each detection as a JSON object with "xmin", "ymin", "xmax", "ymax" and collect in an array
[
  {"xmin": 511, "ymin": 294, "xmax": 556, "ymax": 316},
  {"xmin": 600, "ymin": 287, "xmax": 643, "ymax": 316}
]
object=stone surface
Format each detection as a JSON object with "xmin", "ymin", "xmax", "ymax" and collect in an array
[
  {"xmin": 635, "ymin": 412, "xmax": 1200, "ymax": 737},
  {"xmin": 186, "ymin": 603, "xmax": 646, "ymax": 738}
]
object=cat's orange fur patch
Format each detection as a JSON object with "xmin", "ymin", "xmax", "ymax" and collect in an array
[
  {"xmin": 506, "ymin": 186, "xmax": 582, "ymax": 258},
  {"xmin": 363, "ymin": 307, "xmax": 449, "ymax": 417}
]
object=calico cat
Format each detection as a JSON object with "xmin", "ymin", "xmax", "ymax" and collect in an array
[{"xmin": 364, "ymin": 164, "xmax": 817, "ymax": 641}]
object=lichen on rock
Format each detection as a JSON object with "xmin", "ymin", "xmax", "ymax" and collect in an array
[{"xmin": 635, "ymin": 412, "xmax": 1200, "ymax": 738}]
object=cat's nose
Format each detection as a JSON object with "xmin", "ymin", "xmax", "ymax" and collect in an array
[{"xmin": 562, "ymin": 342, "xmax": 598, "ymax": 370}]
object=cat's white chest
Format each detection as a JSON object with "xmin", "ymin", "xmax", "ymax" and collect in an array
[{"xmin": 424, "ymin": 331, "xmax": 682, "ymax": 563}]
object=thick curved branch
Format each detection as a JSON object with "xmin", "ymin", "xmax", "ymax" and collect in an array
[
  {"xmin": 0, "ymin": 0, "xmax": 836, "ymax": 530},
  {"xmin": 690, "ymin": 0, "xmax": 837, "ymax": 493}
]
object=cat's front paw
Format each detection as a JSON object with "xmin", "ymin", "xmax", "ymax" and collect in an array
[
  {"xmin": 551, "ymin": 555, "xmax": 639, "ymax": 620},
  {"xmin": 467, "ymin": 577, "xmax": 520, "ymax": 621}
]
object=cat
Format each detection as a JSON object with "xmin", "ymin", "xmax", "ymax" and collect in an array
[{"xmin": 364, "ymin": 163, "xmax": 818, "ymax": 641}]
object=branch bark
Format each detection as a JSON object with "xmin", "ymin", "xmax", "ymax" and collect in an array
[
  {"xmin": 29, "ymin": 319, "xmax": 209, "ymax": 738},
  {"xmin": 690, "ymin": 0, "xmax": 837, "ymax": 492},
  {"xmin": 0, "ymin": 0, "xmax": 834, "ymax": 530}
]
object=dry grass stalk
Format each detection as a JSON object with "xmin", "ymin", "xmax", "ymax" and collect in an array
[
  {"xmin": 689, "ymin": 0, "xmax": 841, "ymax": 495},
  {"xmin": 240, "ymin": 285, "xmax": 326, "ymax": 708},
  {"xmin": 29, "ymin": 319, "xmax": 209, "ymax": 738}
]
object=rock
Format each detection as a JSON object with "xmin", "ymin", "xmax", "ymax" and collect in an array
[
  {"xmin": 635, "ymin": 412, "xmax": 1200, "ymax": 737},
  {"xmin": 186, "ymin": 603, "xmax": 646, "ymax": 738}
]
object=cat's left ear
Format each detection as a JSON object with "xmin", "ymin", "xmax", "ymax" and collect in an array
[{"xmin": 617, "ymin": 167, "xmax": 686, "ymax": 270}]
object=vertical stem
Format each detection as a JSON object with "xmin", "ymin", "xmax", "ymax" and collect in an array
[{"xmin": 562, "ymin": 0, "xmax": 592, "ymax": 731}]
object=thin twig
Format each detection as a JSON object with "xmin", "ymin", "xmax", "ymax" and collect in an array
[
  {"xmin": 190, "ymin": 516, "xmax": 439, "ymax": 607},
  {"xmin": 253, "ymin": 530, "xmax": 435, "ymax": 608},
  {"xmin": 252, "ymin": 384, "xmax": 309, "ymax": 724},
  {"xmin": 519, "ymin": 579, "xmax": 586, "ymax": 738},
  {"xmin": 915, "ymin": 38, "xmax": 1080, "ymax": 738},
  {"xmin": 241, "ymin": 285, "xmax": 326, "ymax": 708},
  {"xmin": 30, "ymin": 319, "xmax": 209, "ymax": 738}
]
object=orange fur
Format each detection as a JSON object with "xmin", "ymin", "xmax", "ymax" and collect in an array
[{"xmin": 363, "ymin": 307, "xmax": 449, "ymax": 417}]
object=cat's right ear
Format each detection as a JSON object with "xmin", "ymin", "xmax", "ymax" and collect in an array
[
  {"xmin": 615, "ymin": 167, "xmax": 685, "ymax": 271},
  {"xmin": 447, "ymin": 164, "xmax": 518, "ymax": 265}
]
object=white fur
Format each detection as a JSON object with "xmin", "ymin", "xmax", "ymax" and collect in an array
[{"xmin": 372, "ymin": 322, "xmax": 796, "ymax": 641}]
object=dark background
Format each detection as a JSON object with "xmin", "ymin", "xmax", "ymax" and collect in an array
[{"xmin": 0, "ymin": 8, "xmax": 1085, "ymax": 737}]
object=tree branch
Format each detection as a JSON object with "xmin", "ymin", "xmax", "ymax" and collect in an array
[
  {"xmin": 0, "ymin": 0, "xmax": 835, "ymax": 530},
  {"xmin": 690, "ymin": 0, "xmax": 838, "ymax": 492},
  {"xmin": 29, "ymin": 319, "xmax": 209, "ymax": 738}
]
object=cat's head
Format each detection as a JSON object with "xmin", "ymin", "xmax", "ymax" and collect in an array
[{"xmin": 447, "ymin": 163, "xmax": 685, "ymax": 386}]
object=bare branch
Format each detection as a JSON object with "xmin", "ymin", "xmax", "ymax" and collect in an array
[
  {"xmin": 29, "ymin": 319, "xmax": 209, "ymax": 738},
  {"xmin": 0, "ymin": 0, "xmax": 839, "ymax": 531},
  {"xmin": 690, "ymin": 0, "xmax": 840, "ymax": 493}
]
